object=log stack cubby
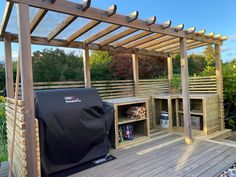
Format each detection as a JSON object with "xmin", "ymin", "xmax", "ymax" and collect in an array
[{"xmin": 104, "ymin": 97, "xmax": 150, "ymax": 148}]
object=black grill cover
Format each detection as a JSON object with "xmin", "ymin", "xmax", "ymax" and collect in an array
[{"xmin": 34, "ymin": 88, "xmax": 114, "ymax": 177}]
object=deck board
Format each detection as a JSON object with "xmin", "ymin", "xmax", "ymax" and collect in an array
[
  {"xmin": 1, "ymin": 131, "xmax": 236, "ymax": 177},
  {"xmin": 70, "ymin": 132, "xmax": 236, "ymax": 177}
]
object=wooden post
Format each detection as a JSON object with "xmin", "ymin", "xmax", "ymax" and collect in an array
[
  {"xmin": 167, "ymin": 98, "xmax": 173, "ymax": 129},
  {"xmin": 167, "ymin": 54, "xmax": 173, "ymax": 81},
  {"xmin": 180, "ymin": 37, "xmax": 192, "ymax": 144},
  {"xmin": 132, "ymin": 53, "xmax": 139, "ymax": 96},
  {"xmin": 17, "ymin": 3, "xmax": 38, "ymax": 177},
  {"xmin": 215, "ymin": 44, "xmax": 224, "ymax": 131},
  {"xmin": 167, "ymin": 54, "xmax": 173, "ymax": 94},
  {"xmin": 3, "ymin": 33, "xmax": 14, "ymax": 98},
  {"xmin": 83, "ymin": 46, "xmax": 91, "ymax": 88}
]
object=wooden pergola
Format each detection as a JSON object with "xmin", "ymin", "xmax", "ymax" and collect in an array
[{"xmin": 0, "ymin": 0, "xmax": 227, "ymax": 176}]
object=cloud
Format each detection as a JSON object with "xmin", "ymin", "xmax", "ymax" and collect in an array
[
  {"xmin": 222, "ymin": 46, "xmax": 233, "ymax": 52},
  {"xmin": 0, "ymin": 55, "xmax": 3, "ymax": 61},
  {"xmin": 228, "ymin": 34, "xmax": 236, "ymax": 42},
  {"xmin": 226, "ymin": 52, "xmax": 236, "ymax": 57},
  {"xmin": 57, "ymin": 47, "xmax": 82, "ymax": 56}
]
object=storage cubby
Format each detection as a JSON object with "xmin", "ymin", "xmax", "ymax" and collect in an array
[
  {"xmin": 178, "ymin": 98, "xmax": 203, "ymax": 115},
  {"xmin": 104, "ymin": 97, "xmax": 150, "ymax": 148},
  {"xmin": 179, "ymin": 113, "xmax": 203, "ymax": 130},
  {"xmin": 152, "ymin": 95, "xmax": 178, "ymax": 129}
]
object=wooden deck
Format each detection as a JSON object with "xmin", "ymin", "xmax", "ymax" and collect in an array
[
  {"xmin": 71, "ymin": 130, "xmax": 236, "ymax": 177},
  {"xmin": 1, "ymin": 130, "xmax": 236, "ymax": 177}
]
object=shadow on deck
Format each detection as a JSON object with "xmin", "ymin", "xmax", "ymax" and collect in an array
[
  {"xmin": 1, "ymin": 130, "xmax": 236, "ymax": 177},
  {"xmin": 71, "ymin": 130, "xmax": 236, "ymax": 177}
]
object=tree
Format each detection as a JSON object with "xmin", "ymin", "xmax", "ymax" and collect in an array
[
  {"xmin": 89, "ymin": 51, "xmax": 114, "ymax": 80},
  {"xmin": 222, "ymin": 58, "xmax": 236, "ymax": 129},
  {"xmin": 32, "ymin": 49, "xmax": 84, "ymax": 82},
  {"xmin": 203, "ymin": 44, "xmax": 215, "ymax": 66},
  {"xmin": 173, "ymin": 53, "xmax": 207, "ymax": 76}
]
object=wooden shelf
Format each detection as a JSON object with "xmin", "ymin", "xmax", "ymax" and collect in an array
[
  {"xmin": 118, "ymin": 133, "xmax": 148, "ymax": 147},
  {"xmin": 104, "ymin": 97, "xmax": 150, "ymax": 148},
  {"xmin": 178, "ymin": 111, "xmax": 203, "ymax": 116},
  {"xmin": 118, "ymin": 117, "xmax": 147, "ymax": 125}
]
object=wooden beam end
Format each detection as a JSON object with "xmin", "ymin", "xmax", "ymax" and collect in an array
[
  {"xmin": 127, "ymin": 11, "xmax": 139, "ymax": 23},
  {"xmin": 161, "ymin": 20, "xmax": 171, "ymax": 29},
  {"xmin": 186, "ymin": 27, "xmax": 196, "ymax": 34},
  {"xmin": 78, "ymin": 0, "xmax": 91, "ymax": 11},
  {"xmin": 105, "ymin": 4, "xmax": 117, "ymax": 17},
  {"xmin": 220, "ymin": 36, "xmax": 228, "ymax": 41},
  {"xmin": 174, "ymin": 24, "xmax": 184, "ymax": 32},
  {"xmin": 145, "ymin": 16, "xmax": 156, "ymax": 26}
]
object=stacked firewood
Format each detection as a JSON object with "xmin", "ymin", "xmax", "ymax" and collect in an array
[{"xmin": 126, "ymin": 106, "xmax": 146, "ymax": 119}]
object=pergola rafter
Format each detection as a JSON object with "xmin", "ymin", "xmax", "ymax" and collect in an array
[
  {"xmin": 112, "ymin": 31, "xmax": 152, "ymax": 48},
  {"xmin": 0, "ymin": 2, "xmax": 14, "ymax": 36},
  {"xmin": 66, "ymin": 20, "xmax": 101, "ymax": 44},
  {"xmin": 30, "ymin": 9, "xmax": 48, "ymax": 33},
  {"xmin": 48, "ymin": 15, "xmax": 77, "ymax": 41},
  {"xmin": 155, "ymin": 40, "xmax": 197, "ymax": 52},
  {"xmin": 137, "ymin": 36, "xmax": 175, "ymax": 49}
]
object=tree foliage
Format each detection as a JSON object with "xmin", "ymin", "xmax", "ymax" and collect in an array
[
  {"xmin": 32, "ymin": 49, "xmax": 84, "ymax": 82},
  {"xmin": 173, "ymin": 53, "xmax": 207, "ymax": 76},
  {"xmin": 222, "ymin": 59, "xmax": 236, "ymax": 129},
  {"xmin": 203, "ymin": 44, "xmax": 215, "ymax": 66},
  {"xmin": 89, "ymin": 51, "xmax": 114, "ymax": 80}
]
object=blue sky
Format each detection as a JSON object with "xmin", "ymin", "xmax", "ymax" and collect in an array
[{"xmin": 0, "ymin": 0, "xmax": 236, "ymax": 62}]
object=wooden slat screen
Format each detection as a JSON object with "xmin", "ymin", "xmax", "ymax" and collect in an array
[
  {"xmin": 189, "ymin": 76, "xmax": 217, "ymax": 94},
  {"xmin": 31, "ymin": 80, "xmax": 134, "ymax": 99},
  {"xmin": 139, "ymin": 79, "xmax": 170, "ymax": 96}
]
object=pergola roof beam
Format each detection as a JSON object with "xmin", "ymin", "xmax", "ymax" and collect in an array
[
  {"xmin": 99, "ymin": 28, "xmax": 138, "ymax": 47},
  {"xmin": 48, "ymin": 15, "xmax": 77, "ymax": 41},
  {"xmin": 124, "ymin": 33, "xmax": 165, "ymax": 49},
  {"xmin": 112, "ymin": 31, "xmax": 152, "ymax": 48},
  {"xmin": 66, "ymin": 20, "xmax": 100, "ymax": 44},
  {"xmin": 8, "ymin": 0, "xmax": 187, "ymax": 38},
  {"xmin": 137, "ymin": 35, "xmax": 175, "ymax": 49},
  {"xmin": 30, "ymin": 9, "xmax": 48, "ymax": 33},
  {"xmin": 0, "ymin": 2, "xmax": 14, "ymax": 37},
  {"xmin": 8, "ymin": 0, "xmax": 224, "ymax": 44},
  {"xmin": 6, "ymin": 32, "xmax": 168, "ymax": 57},
  {"xmin": 85, "ymin": 24, "xmax": 120, "ymax": 45}
]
